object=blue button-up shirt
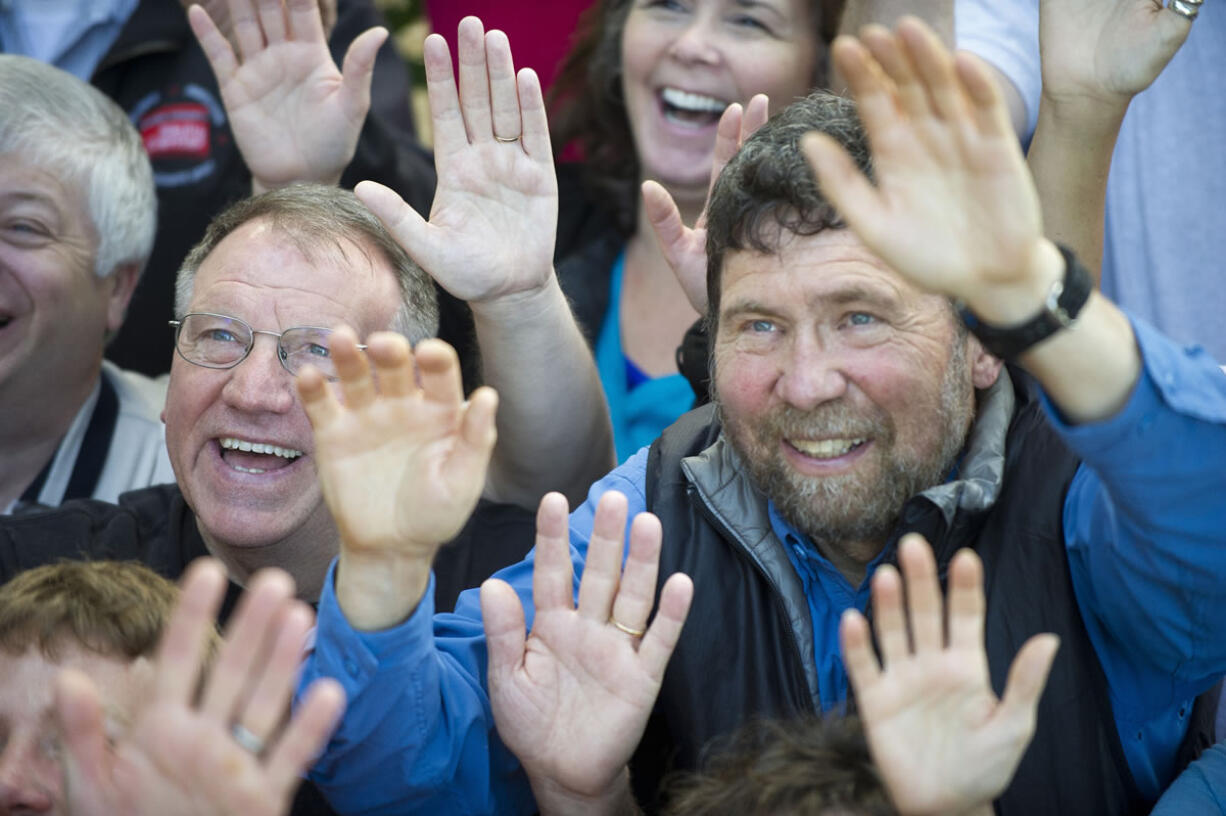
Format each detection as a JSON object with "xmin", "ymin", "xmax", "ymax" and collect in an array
[{"xmin": 303, "ymin": 316, "xmax": 1226, "ymax": 814}]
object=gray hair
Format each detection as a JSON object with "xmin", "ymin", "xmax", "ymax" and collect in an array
[
  {"xmin": 703, "ymin": 91, "xmax": 873, "ymax": 328},
  {"xmin": 0, "ymin": 55, "xmax": 156, "ymax": 279},
  {"xmin": 174, "ymin": 184, "xmax": 439, "ymax": 342}
]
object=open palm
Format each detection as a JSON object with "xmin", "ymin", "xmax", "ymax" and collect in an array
[
  {"xmin": 842, "ymin": 536, "xmax": 1059, "ymax": 816},
  {"xmin": 483, "ymin": 492, "xmax": 692, "ymax": 803},
  {"xmin": 57, "ymin": 562, "xmax": 344, "ymax": 816},
  {"xmin": 805, "ymin": 21, "xmax": 1045, "ymax": 311},
  {"xmin": 298, "ymin": 330, "xmax": 498, "ymax": 558},
  {"xmin": 357, "ymin": 18, "xmax": 557, "ymax": 305},
  {"xmin": 189, "ymin": 0, "xmax": 385, "ymax": 190}
]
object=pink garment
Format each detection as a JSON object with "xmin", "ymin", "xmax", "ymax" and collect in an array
[{"xmin": 425, "ymin": 1, "xmax": 595, "ymax": 94}]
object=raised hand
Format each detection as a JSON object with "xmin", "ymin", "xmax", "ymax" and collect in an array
[
  {"xmin": 188, "ymin": 0, "xmax": 386, "ymax": 191},
  {"xmin": 355, "ymin": 16, "xmax": 557, "ymax": 305},
  {"xmin": 298, "ymin": 329, "xmax": 498, "ymax": 563},
  {"xmin": 482, "ymin": 492, "xmax": 693, "ymax": 813},
  {"xmin": 803, "ymin": 19, "xmax": 1056, "ymax": 326},
  {"xmin": 55, "ymin": 559, "xmax": 345, "ymax": 816},
  {"xmin": 841, "ymin": 535, "xmax": 1059, "ymax": 816},
  {"xmin": 1038, "ymin": 0, "xmax": 1194, "ymax": 107},
  {"xmin": 643, "ymin": 94, "xmax": 770, "ymax": 314}
]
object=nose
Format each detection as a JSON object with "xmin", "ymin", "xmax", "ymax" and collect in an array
[
  {"xmin": 220, "ymin": 334, "xmax": 297, "ymax": 415},
  {"xmin": 0, "ymin": 741, "xmax": 55, "ymax": 812},
  {"xmin": 775, "ymin": 332, "xmax": 848, "ymax": 410},
  {"xmin": 667, "ymin": 14, "xmax": 721, "ymax": 66}
]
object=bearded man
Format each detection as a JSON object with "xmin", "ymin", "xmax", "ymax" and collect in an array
[{"xmin": 298, "ymin": 22, "xmax": 1226, "ymax": 816}]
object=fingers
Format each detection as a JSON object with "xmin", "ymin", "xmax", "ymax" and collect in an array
[
  {"xmin": 743, "ymin": 93, "xmax": 770, "ymax": 135},
  {"xmin": 610, "ymin": 513, "xmax": 665, "ymax": 638},
  {"xmin": 188, "ymin": 5, "xmax": 239, "ymax": 84},
  {"xmin": 339, "ymin": 27, "xmax": 389, "ymax": 123},
  {"xmin": 860, "ymin": 25, "xmax": 926, "ymax": 120},
  {"xmin": 840, "ymin": 609, "xmax": 882, "ymax": 695},
  {"xmin": 802, "ymin": 131, "xmax": 883, "ymax": 244},
  {"xmin": 897, "ymin": 17, "xmax": 967, "ymax": 123},
  {"xmin": 869, "ymin": 563, "xmax": 909, "ymax": 667},
  {"xmin": 954, "ymin": 51, "xmax": 1014, "ymax": 138},
  {"xmin": 997, "ymin": 633, "xmax": 1060, "ymax": 738},
  {"xmin": 637, "ymin": 572, "xmax": 694, "ymax": 681},
  {"xmin": 486, "ymin": 29, "xmax": 521, "ymax": 141},
  {"xmin": 576, "ymin": 491, "xmax": 630, "ymax": 624},
  {"xmin": 457, "ymin": 385, "xmax": 500, "ymax": 465},
  {"xmin": 255, "ymin": 0, "xmax": 289, "ymax": 45},
  {"xmin": 898, "ymin": 534, "xmax": 943, "ymax": 652},
  {"xmin": 482, "ymin": 578, "xmax": 530, "ymax": 675},
  {"xmin": 532, "ymin": 492, "xmax": 577, "ymax": 612},
  {"xmin": 200, "ymin": 569, "xmax": 297, "ymax": 728},
  {"xmin": 413, "ymin": 338, "xmax": 465, "ymax": 407},
  {"xmin": 54, "ymin": 669, "xmax": 109, "ymax": 794},
  {"xmin": 297, "ymin": 363, "xmax": 340, "ymax": 429},
  {"xmin": 233, "ymin": 601, "xmax": 315, "ymax": 745},
  {"xmin": 286, "ymin": 0, "xmax": 326, "ymax": 43},
  {"xmin": 423, "ymin": 33, "xmax": 468, "ymax": 152},
  {"xmin": 154, "ymin": 558, "xmax": 228, "ymax": 706},
  {"xmin": 264, "ymin": 678, "xmax": 346, "ymax": 796},
  {"xmin": 830, "ymin": 35, "xmax": 898, "ymax": 138},
  {"xmin": 457, "ymin": 16, "xmax": 494, "ymax": 143},
  {"xmin": 228, "ymin": 0, "xmax": 265, "ymax": 61},
  {"xmin": 354, "ymin": 180, "xmax": 430, "ymax": 261},
  {"xmin": 946, "ymin": 548, "xmax": 986, "ymax": 653},
  {"xmin": 708, "ymin": 102, "xmax": 745, "ymax": 194},
  {"xmin": 366, "ymin": 332, "xmax": 416, "ymax": 399},
  {"xmin": 330, "ymin": 325, "xmax": 376, "ymax": 410},
  {"xmin": 518, "ymin": 68, "xmax": 553, "ymax": 160}
]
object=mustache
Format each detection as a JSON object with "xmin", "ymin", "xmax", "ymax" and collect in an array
[{"xmin": 756, "ymin": 401, "xmax": 892, "ymax": 442}]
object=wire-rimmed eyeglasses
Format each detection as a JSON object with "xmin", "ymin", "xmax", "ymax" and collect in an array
[{"xmin": 169, "ymin": 313, "xmax": 367, "ymax": 380}]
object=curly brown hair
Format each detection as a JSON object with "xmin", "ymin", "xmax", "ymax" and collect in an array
[{"xmin": 549, "ymin": 0, "xmax": 845, "ymax": 235}]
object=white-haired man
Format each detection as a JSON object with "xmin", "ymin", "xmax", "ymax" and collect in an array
[{"xmin": 0, "ymin": 54, "xmax": 173, "ymax": 514}]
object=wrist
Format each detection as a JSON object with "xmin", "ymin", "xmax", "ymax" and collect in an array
[
  {"xmin": 961, "ymin": 240, "xmax": 1065, "ymax": 327},
  {"xmin": 335, "ymin": 548, "xmax": 432, "ymax": 631},
  {"xmin": 531, "ymin": 768, "xmax": 638, "ymax": 816},
  {"xmin": 467, "ymin": 271, "xmax": 562, "ymax": 321}
]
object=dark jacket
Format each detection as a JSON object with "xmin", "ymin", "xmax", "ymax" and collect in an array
[
  {"xmin": 630, "ymin": 372, "xmax": 1215, "ymax": 815},
  {"xmin": 0, "ymin": 483, "xmax": 538, "ymax": 816}
]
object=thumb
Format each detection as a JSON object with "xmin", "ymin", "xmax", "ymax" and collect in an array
[
  {"xmin": 642, "ymin": 181, "xmax": 708, "ymax": 313},
  {"xmin": 54, "ymin": 669, "xmax": 114, "ymax": 811},
  {"xmin": 339, "ymin": 26, "xmax": 389, "ymax": 123},
  {"xmin": 482, "ymin": 578, "xmax": 529, "ymax": 683},
  {"xmin": 355, "ymin": 180, "xmax": 433, "ymax": 265},
  {"xmin": 997, "ymin": 633, "xmax": 1060, "ymax": 736}
]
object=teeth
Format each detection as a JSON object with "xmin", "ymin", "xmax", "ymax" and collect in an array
[
  {"xmin": 219, "ymin": 438, "xmax": 303, "ymax": 459},
  {"xmin": 232, "ymin": 464, "xmax": 266, "ymax": 474},
  {"xmin": 661, "ymin": 87, "xmax": 728, "ymax": 114},
  {"xmin": 790, "ymin": 438, "xmax": 865, "ymax": 459}
]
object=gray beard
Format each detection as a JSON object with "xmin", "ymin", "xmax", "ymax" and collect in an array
[{"xmin": 722, "ymin": 344, "xmax": 974, "ymax": 550}]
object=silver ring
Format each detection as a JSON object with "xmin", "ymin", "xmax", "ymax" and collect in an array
[
  {"xmin": 494, "ymin": 134, "xmax": 521, "ymax": 143},
  {"xmin": 1168, "ymin": 0, "xmax": 1201, "ymax": 19},
  {"xmin": 231, "ymin": 723, "xmax": 266, "ymax": 755}
]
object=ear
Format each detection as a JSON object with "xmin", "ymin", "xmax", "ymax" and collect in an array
[
  {"xmin": 967, "ymin": 335, "xmax": 1003, "ymax": 390},
  {"xmin": 104, "ymin": 264, "xmax": 141, "ymax": 334}
]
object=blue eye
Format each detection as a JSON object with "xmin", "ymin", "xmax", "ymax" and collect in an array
[
  {"xmin": 750, "ymin": 319, "xmax": 776, "ymax": 333},
  {"xmin": 204, "ymin": 328, "xmax": 241, "ymax": 343},
  {"xmin": 729, "ymin": 14, "xmax": 769, "ymax": 32},
  {"xmin": 306, "ymin": 343, "xmax": 331, "ymax": 358},
  {"xmin": 848, "ymin": 312, "xmax": 876, "ymax": 326}
]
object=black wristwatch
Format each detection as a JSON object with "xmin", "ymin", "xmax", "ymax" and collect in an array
[{"xmin": 960, "ymin": 244, "xmax": 1092, "ymax": 360}]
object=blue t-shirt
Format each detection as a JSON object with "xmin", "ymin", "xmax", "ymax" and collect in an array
[{"xmin": 594, "ymin": 251, "xmax": 698, "ymax": 462}]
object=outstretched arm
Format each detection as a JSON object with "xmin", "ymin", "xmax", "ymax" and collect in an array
[
  {"xmin": 56, "ymin": 560, "xmax": 345, "ymax": 816},
  {"xmin": 803, "ymin": 18, "xmax": 1140, "ymax": 423},
  {"xmin": 1026, "ymin": 0, "xmax": 1193, "ymax": 283},
  {"xmin": 356, "ymin": 17, "xmax": 613, "ymax": 509},
  {"xmin": 842, "ymin": 535, "xmax": 1059, "ymax": 816},
  {"xmin": 188, "ymin": 0, "xmax": 385, "ymax": 192},
  {"xmin": 484, "ymin": 492, "xmax": 692, "ymax": 816}
]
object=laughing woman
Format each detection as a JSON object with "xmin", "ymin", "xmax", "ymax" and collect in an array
[{"xmin": 550, "ymin": 0, "xmax": 835, "ymax": 461}]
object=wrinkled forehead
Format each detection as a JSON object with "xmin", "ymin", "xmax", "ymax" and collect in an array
[{"xmin": 0, "ymin": 153, "xmax": 92, "ymax": 228}]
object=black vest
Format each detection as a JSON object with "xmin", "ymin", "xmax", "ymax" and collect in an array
[{"xmin": 630, "ymin": 377, "xmax": 1215, "ymax": 815}]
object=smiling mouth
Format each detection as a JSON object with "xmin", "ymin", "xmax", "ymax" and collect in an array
[
  {"xmin": 659, "ymin": 87, "xmax": 729, "ymax": 127},
  {"xmin": 218, "ymin": 437, "xmax": 303, "ymax": 474},
  {"xmin": 788, "ymin": 437, "xmax": 868, "ymax": 460}
]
